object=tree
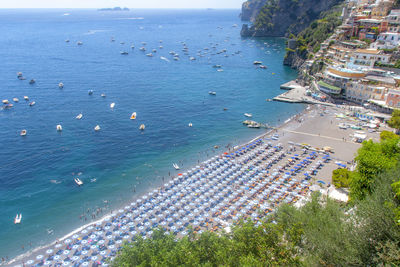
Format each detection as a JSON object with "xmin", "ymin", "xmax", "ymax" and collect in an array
[
  {"xmin": 332, "ymin": 168, "xmax": 352, "ymax": 188},
  {"xmin": 380, "ymin": 130, "xmax": 399, "ymax": 141},
  {"xmin": 388, "ymin": 109, "xmax": 400, "ymax": 132}
]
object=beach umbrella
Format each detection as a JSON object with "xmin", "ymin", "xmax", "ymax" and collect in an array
[{"xmin": 317, "ymin": 180, "xmax": 326, "ymax": 185}]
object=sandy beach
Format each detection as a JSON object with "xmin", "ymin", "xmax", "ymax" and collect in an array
[{"xmin": 6, "ymin": 104, "xmax": 384, "ymax": 267}]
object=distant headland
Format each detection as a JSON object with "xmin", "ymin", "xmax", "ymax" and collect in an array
[{"xmin": 97, "ymin": 7, "xmax": 130, "ymax": 11}]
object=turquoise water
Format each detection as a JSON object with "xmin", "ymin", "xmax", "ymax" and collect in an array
[{"xmin": 0, "ymin": 9, "xmax": 301, "ymax": 259}]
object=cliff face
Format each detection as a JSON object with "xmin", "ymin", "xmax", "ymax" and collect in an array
[
  {"xmin": 240, "ymin": 0, "xmax": 343, "ymax": 37},
  {"xmin": 241, "ymin": 0, "xmax": 268, "ymax": 21}
]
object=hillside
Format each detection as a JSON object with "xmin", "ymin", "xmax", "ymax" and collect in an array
[{"xmin": 240, "ymin": 0, "xmax": 343, "ymax": 37}]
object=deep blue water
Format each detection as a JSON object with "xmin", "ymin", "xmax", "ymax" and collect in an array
[{"xmin": 0, "ymin": 9, "xmax": 301, "ymax": 259}]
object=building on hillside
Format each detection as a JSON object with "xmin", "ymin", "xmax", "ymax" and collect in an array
[
  {"xmin": 371, "ymin": 32, "xmax": 400, "ymax": 49},
  {"xmin": 317, "ymin": 81, "xmax": 342, "ymax": 95},
  {"xmin": 319, "ymin": 67, "xmax": 366, "ymax": 96},
  {"xmin": 385, "ymin": 89, "xmax": 400, "ymax": 108},
  {"xmin": 346, "ymin": 80, "xmax": 388, "ymax": 103},
  {"xmin": 371, "ymin": 0, "xmax": 395, "ymax": 17},
  {"xmin": 348, "ymin": 48, "xmax": 391, "ymax": 68},
  {"xmin": 386, "ymin": 9, "xmax": 400, "ymax": 32}
]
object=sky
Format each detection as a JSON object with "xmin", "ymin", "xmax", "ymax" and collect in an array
[{"xmin": 0, "ymin": 0, "xmax": 245, "ymax": 9}]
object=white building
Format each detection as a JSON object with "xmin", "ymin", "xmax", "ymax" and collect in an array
[
  {"xmin": 348, "ymin": 49, "xmax": 391, "ymax": 68},
  {"xmin": 371, "ymin": 32, "xmax": 400, "ymax": 49}
]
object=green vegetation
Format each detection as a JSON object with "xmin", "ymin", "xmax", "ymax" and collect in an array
[
  {"xmin": 388, "ymin": 110, "xmax": 400, "ymax": 132},
  {"xmin": 317, "ymin": 81, "xmax": 341, "ymax": 92},
  {"xmin": 332, "ymin": 168, "xmax": 352, "ymax": 188},
  {"xmin": 112, "ymin": 117, "xmax": 400, "ymax": 267},
  {"xmin": 254, "ymin": 0, "xmax": 279, "ymax": 30}
]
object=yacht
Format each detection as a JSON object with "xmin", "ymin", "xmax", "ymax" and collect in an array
[
  {"xmin": 29, "ymin": 101, "xmax": 36, "ymax": 106},
  {"xmin": 94, "ymin": 125, "xmax": 101, "ymax": 131},
  {"xmin": 131, "ymin": 44, "xmax": 135, "ymax": 49},
  {"xmin": 213, "ymin": 65, "xmax": 222, "ymax": 68},
  {"xmin": 76, "ymin": 113, "xmax": 83, "ymax": 120},
  {"xmin": 253, "ymin": 61, "xmax": 262, "ymax": 65},
  {"xmin": 14, "ymin": 214, "xmax": 22, "ymax": 224},
  {"xmin": 173, "ymin": 57, "xmax": 180, "ymax": 61},
  {"xmin": 173, "ymin": 163, "xmax": 180, "ymax": 170},
  {"xmin": 24, "ymin": 96, "xmax": 29, "ymax": 101},
  {"xmin": 74, "ymin": 178, "xmax": 83, "ymax": 186},
  {"xmin": 208, "ymin": 91, "xmax": 216, "ymax": 95},
  {"xmin": 20, "ymin": 130, "xmax": 27, "ymax": 136},
  {"xmin": 139, "ymin": 124, "xmax": 145, "ymax": 130},
  {"xmin": 57, "ymin": 124, "xmax": 62, "ymax": 131},
  {"xmin": 217, "ymin": 69, "xmax": 224, "ymax": 72},
  {"xmin": 2, "ymin": 99, "xmax": 9, "ymax": 104},
  {"xmin": 130, "ymin": 112, "xmax": 137, "ymax": 120},
  {"xmin": 59, "ymin": 82, "xmax": 64, "ymax": 89},
  {"xmin": 244, "ymin": 113, "xmax": 253, "ymax": 118}
]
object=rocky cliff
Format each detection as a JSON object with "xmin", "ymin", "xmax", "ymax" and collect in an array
[{"xmin": 240, "ymin": 0, "xmax": 343, "ymax": 37}]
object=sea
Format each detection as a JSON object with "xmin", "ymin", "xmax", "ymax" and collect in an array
[{"xmin": 0, "ymin": 8, "xmax": 302, "ymax": 260}]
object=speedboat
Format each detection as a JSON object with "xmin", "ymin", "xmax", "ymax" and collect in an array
[
  {"xmin": 74, "ymin": 178, "xmax": 83, "ymax": 186},
  {"xmin": 2, "ymin": 99, "xmax": 9, "ymax": 104},
  {"xmin": 88, "ymin": 90, "xmax": 94, "ymax": 95},
  {"xmin": 110, "ymin": 102, "xmax": 116, "ymax": 109},
  {"xmin": 130, "ymin": 112, "xmax": 137, "ymax": 120},
  {"xmin": 29, "ymin": 101, "xmax": 36, "ymax": 106},
  {"xmin": 188, "ymin": 123, "xmax": 193, "ymax": 127},
  {"xmin": 139, "ymin": 124, "xmax": 145, "ymax": 130},
  {"xmin": 120, "ymin": 51, "xmax": 128, "ymax": 55},
  {"xmin": 208, "ymin": 91, "xmax": 216, "ymax": 95},
  {"xmin": 173, "ymin": 163, "xmax": 180, "ymax": 170},
  {"xmin": 253, "ymin": 61, "xmax": 262, "ymax": 65},
  {"xmin": 14, "ymin": 214, "xmax": 22, "ymax": 224},
  {"xmin": 259, "ymin": 65, "xmax": 267, "ymax": 69},
  {"xmin": 76, "ymin": 114, "xmax": 83, "ymax": 120},
  {"xmin": 189, "ymin": 57, "xmax": 196, "ymax": 61},
  {"xmin": 57, "ymin": 124, "xmax": 62, "ymax": 131},
  {"xmin": 24, "ymin": 96, "xmax": 29, "ymax": 101},
  {"xmin": 13, "ymin": 98, "xmax": 19, "ymax": 102},
  {"xmin": 139, "ymin": 47, "xmax": 146, "ymax": 51},
  {"xmin": 20, "ymin": 130, "xmax": 27, "ymax": 136},
  {"xmin": 94, "ymin": 125, "xmax": 101, "ymax": 131},
  {"xmin": 59, "ymin": 82, "xmax": 64, "ymax": 89},
  {"xmin": 146, "ymin": 53, "xmax": 153, "ymax": 57},
  {"xmin": 244, "ymin": 113, "xmax": 253, "ymax": 118},
  {"xmin": 29, "ymin": 79, "xmax": 36, "ymax": 84}
]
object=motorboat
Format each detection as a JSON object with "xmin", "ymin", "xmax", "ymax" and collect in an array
[
  {"xmin": 208, "ymin": 91, "xmax": 216, "ymax": 95},
  {"xmin": 159, "ymin": 46, "xmax": 163, "ymax": 49},
  {"xmin": 4, "ymin": 104, "xmax": 13, "ymax": 109},
  {"xmin": 77, "ymin": 41, "xmax": 83, "ymax": 45},
  {"xmin": 253, "ymin": 61, "xmax": 262, "ymax": 65},
  {"xmin": 120, "ymin": 51, "xmax": 128, "ymax": 55},
  {"xmin": 111, "ymin": 38, "xmax": 115, "ymax": 42},
  {"xmin": 29, "ymin": 79, "xmax": 36, "ymax": 84},
  {"xmin": 101, "ymin": 93, "xmax": 106, "ymax": 97},
  {"xmin": 244, "ymin": 113, "xmax": 253, "ymax": 118},
  {"xmin": 189, "ymin": 57, "xmax": 196, "ymax": 61},
  {"xmin": 173, "ymin": 57, "xmax": 180, "ymax": 61},
  {"xmin": 76, "ymin": 114, "xmax": 83, "ymax": 120},
  {"xmin": 110, "ymin": 102, "xmax": 116, "ymax": 109},
  {"xmin": 248, "ymin": 123, "xmax": 261, "ymax": 128},
  {"xmin": 20, "ymin": 129, "xmax": 27, "ymax": 136},
  {"xmin": 139, "ymin": 124, "xmax": 145, "ymax": 130},
  {"xmin": 2, "ymin": 99, "xmax": 9, "ymax": 104},
  {"xmin": 94, "ymin": 125, "xmax": 101, "ymax": 131},
  {"xmin": 188, "ymin": 123, "xmax": 193, "ymax": 127},
  {"xmin": 88, "ymin": 90, "xmax": 94, "ymax": 95},
  {"xmin": 213, "ymin": 65, "xmax": 222, "ymax": 68},
  {"xmin": 146, "ymin": 53, "xmax": 153, "ymax": 57},
  {"xmin": 141, "ymin": 42, "xmax": 147, "ymax": 45},
  {"xmin": 130, "ymin": 112, "xmax": 137, "ymax": 120},
  {"xmin": 14, "ymin": 214, "xmax": 22, "ymax": 224},
  {"xmin": 139, "ymin": 47, "xmax": 146, "ymax": 51},
  {"xmin": 120, "ymin": 42, "xmax": 125, "ymax": 45},
  {"xmin": 131, "ymin": 45, "xmax": 135, "ymax": 49},
  {"xmin": 29, "ymin": 101, "xmax": 36, "ymax": 106},
  {"xmin": 65, "ymin": 39, "xmax": 70, "ymax": 43},
  {"xmin": 266, "ymin": 99, "xmax": 273, "ymax": 102},
  {"xmin": 13, "ymin": 98, "xmax": 19, "ymax": 102},
  {"xmin": 74, "ymin": 178, "xmax": 83, "ymax": 186},
  {"xmin": 152, "ymin": 49, "xmax": 157, "ymax": 53},
  {"xmin": 217, "ymin": 69, "xmax": 224, "ymax": 72},
  {"xmin": 59, "ymin": 82, "xmax": 64, "ymax": 89},
  {"xmin": 17, "ymin": 72, "xmax": 23, "ymax": 78},
  {"xmin": 259, "ymin": 65, "xmax": 267, "ymax": 69},
  {"xmin": 173, "ymin": 163, "xmax": 180, "ymax": 170},
  {"xmin": 57, "ymin": 124, "xmax": 63, "ymax": 131},
  {"xmin": 24, "ymin": 96, "xmax": 29, "ymax": 101}
]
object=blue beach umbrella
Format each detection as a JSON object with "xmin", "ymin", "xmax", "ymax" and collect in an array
[{"xmin": 317, "ymin": 180, "xmax": 326, "ymax": 184}]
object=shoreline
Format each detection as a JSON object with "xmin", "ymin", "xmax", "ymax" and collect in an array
[{"xmin": 6, "ymin": 105, "xmax": 309, "ymax": 266}]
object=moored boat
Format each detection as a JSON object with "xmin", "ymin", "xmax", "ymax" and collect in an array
[
  {"xmin": 13, "ymin": 98, "xmax": 19, "ymax": 102},
  {"xmin": 94, "ymin": 125, "xmax": 101, "ymax": 131},
  {"xmin": 74, "ymin": 178, "xmax": 83, "ymax": 186},
  {"xmin": 244, "ymin": 113, "xmax": 253, "ymax": 118},
  {"xmin": 110, "ymin": 102, "xmax": 116, "ymax": 109},
  {"xmin": 56, "ymin": 124, "xmax": 62, "ymax": 131},
  {"xmin": 130, "ymin": 112, "xmax": 137, "ymax": 120},
  {"xmin": 76, "ymin": 113, "xmax": 83, "ymax": 120},
  {"xmin": 14, "ymin": 214, "xmax": 22, "ymax": 224},
  {"xmin": 173, "ymin": 163, "xmax": 180, "ymax": 170},
  {"xmin": 29, "ymin": 101, "xmax": 36, "ymax": 106},
  {"xmin": 20, "ymin": 129, "xmax": 27, "ymax": 136},
  {"xmin": 59, "ymin": 82, "xmax": 64, "ymax": 89},
  {"xmin": 29, "ymin": 79, "xmax": 36, "ymax": 84},
  {"xmin": 139, "ymin": 124, "xmax": 145, "ymax": 130}
]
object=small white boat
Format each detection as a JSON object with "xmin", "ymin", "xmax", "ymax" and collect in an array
[
  {"xmin": 74, "ymin": 178, "xmax": 83, "ymax": 186},
  {"xmin": 94, "ymin": 125, "xmax": 101, "ymax": 131},
  {"xmin": 146, "ymin": 53, "xmax": 153, "ymax": 57},
  {"xmin": 13, "ymin": 98, "xmax": 19, "ymax": 102},
  {"xmin": 65, "ymin": 39, "xmax": 70, "ymax": 43},
  {"xmin": 110, "ymin": 103, "xmax": 115, "ymax": 109},
  {"xmin": 14, "ymin": 214, "xmax": 22, "ymax": 224},
  {"xmin": 24, "ymin": 96, "xmax": 29, "ymax": 101},
  {"xmin": 2, "ymin": 99, "xmax": 9, "ymax": 104},
  {"xmin": 188, "ymin": 123, "xmax": 193, "ymax": 127},
  {"xmin": 217, "ymin": 69, "xmax": 224, "ymax": 72},
  {"xmin": 139, "ymin": 124, "xmax": 145, "ymax": 130},
  {"xmin": 131, "ymin": 44, "xmax": 135, "ymax": 49},
  {"xmin": 17, "ymin": 72, "xmax": 23, "ymax": 78},
  {"xmin": 76, "ymin": 114, "xmax": 83, "ymax": 120},
  {"xmin": 29, "ymin": 101, "xmax": 36, "ymax": 106},
  {"xmin": 253, "ymin": 61, "xmax": 262, "ymax": 65},
  {"xmin": 59, "ymin": 82, "xmax": 64, "ymax": 89},
  {"xmin": 77, "ymin": 41, "xmax": 83, "ymax": 45},
  {"xmin": 173, "ymin": 57, "xmax": 180, "ymax": 61},
  {"xmin": 88, "ymin": 90, "xmax": 94, "ymax": 95},
  {"xmin": 120, "ymin": 51, "xmax": 128, "ymax": 55},
  {"xmin": 57, "ymin": 124, "xmax": 63, "ymax": 131},
  {"xmin": 101, "ymin": 93, "xmax": 106, "ymax": 97},
  {"xmin": 189, "ymin": 57, "xmax": 196, "ymax": 61},
  {"xmin": 130, "ymin": 112, "xmax": 137, "ymax": 120},
  {"xmin": 139, "ymin": 47, "xmax": 146, "ymax": 51},
  {"xmin": 244, "ymin": 113, "xmax": 253, "ymax": 118},
  {"xmin": 208, "ymin": 91, "xmax": 216, "ymax": 95},
  {"xmin": 173, "ymin": 163, "xmax": 180, "ymax": 170},
  {"xmin": 20, "ymin": 130, "xmax": 27, "ymax": 136}
]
